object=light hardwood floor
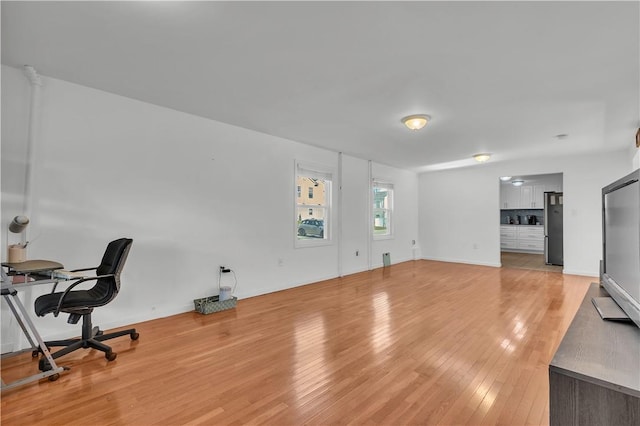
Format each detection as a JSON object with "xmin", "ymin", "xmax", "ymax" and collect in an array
[
  {"xmin": 1, "ymin": 260, "xmax": 593, "ymax": 425},
  {"xmin": 501, "ymin": 252, "xmax": 563, "ymax": 273}
]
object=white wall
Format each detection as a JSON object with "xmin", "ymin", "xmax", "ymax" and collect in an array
[
  {"xmin": 371, "ymin": 162, "xmax": 419, "ymax": 267},
  {"xmin": 1, "ymin": 66, "xmax": 418, "ymax": 348},
  {"xmin": 340, "ymin": 155, "xmax": 369, "ymax": 275},
  {"xmin": 1, "ymin": 66, "xmax": 34, "ymax": 351},
  {"xmin": 419, "ymin": 165, "xmax": 502, "ymax": 267},
  {"xmin": 418, "ymin": 150, "xmax": 632, "ymax": 276}
]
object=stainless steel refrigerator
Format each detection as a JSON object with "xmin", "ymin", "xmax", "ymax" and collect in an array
[{"xmin": 544, "ymin": 192, "xmax": 564, "ymax": 265}]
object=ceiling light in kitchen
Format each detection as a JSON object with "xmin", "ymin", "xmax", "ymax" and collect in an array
[
  {"xmin": 500, "ymin": 176, "xmax": 512, "ymax": 181},
  {"xmin": 512, "ymin": 180, "xmax": 525, "ymax": 186}
]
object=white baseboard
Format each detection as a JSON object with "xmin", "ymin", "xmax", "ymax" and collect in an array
[
  {"xmin": 235, "ymin": 271, "xmax": 340, "ymax": 300},
  {"xmin": 421, "ymin": 256, "xmax": 501, "ymax": 268},
  {"xmin": 339, "ymin": 256, "xmax": 417, "ymax": 276},
  {"xmin": 36, "ymin": 303, "xmax": 194, "ymax": 343},
  {"xmin": 340, "ymin": 265, "xmax": 370, "ymax": 276},
  {"xmin": 562, "ymin": 269, "xmax": 598, "ymax": 278}
]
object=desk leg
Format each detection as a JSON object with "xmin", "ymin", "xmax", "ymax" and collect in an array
[
  {"xmin": 3, "ymin": 294, "xmax": 38, "ymax": 350},
  {"xmin": 1, "ymin": 292, "xmax": 66, "ymax": 391}
]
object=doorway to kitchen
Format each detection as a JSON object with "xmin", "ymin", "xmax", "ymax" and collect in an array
[{"xmin": 499, "ymin": 173, "xmax": 564, "ymax": 272}]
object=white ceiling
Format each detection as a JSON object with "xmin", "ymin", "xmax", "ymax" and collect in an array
[{"xmin": 2, "ymin": 1, "xmax": 638, "ymax": 172}]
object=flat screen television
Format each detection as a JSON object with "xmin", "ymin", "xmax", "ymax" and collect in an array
[{"xmin": 597, "ymin": 169, "xmax": 640, "ymax": 328}]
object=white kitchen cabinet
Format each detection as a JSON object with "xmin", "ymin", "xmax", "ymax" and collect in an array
[
  {"xmin": 521, "ymin": 185, "xmax": 545, "ymax": 208},
  {"xmin": 516, "ymin": 239, "xmax": 544, "ymax": 251},
  {"xmin": 517, "ymin": 226, "xmax": 544, "ymax": 251},
  {"xmin": 531, "ymin": 185, "xmax": 545, "ymax": 208},
  {"xmin": 500, "ymin": 225, "xmax": 517, "ymax": 249},
  {"xmin": 500, "ymin": 225, "xmax": 516, "ymax": 239},
  {"xmin": 501, "ymin": 183, "xmax": 547, "ymax": 209},
  {"xmin": 500, "ymin": 185, "xmax": 521, "ymax": 209},
  {"xmin": 517, "ymin": 226, "xmax": 544, "ymax": 239},
  {"xmin": 520, "ymin": 186, "xmax": 532, "ymax": 208},
  {"xmin": 501, "ymin": 239, "xmax": 517, "ymax": 249},
  {"xmin": 501, "ymin": 225, "xmax": 544, "ymax": 253}
]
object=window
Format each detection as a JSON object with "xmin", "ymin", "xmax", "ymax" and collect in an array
[
  {"xmin": 373, "ymin": 181, "xmax": 393, "ymax": 238},
  {"xmin": 296, "ymin": 162, "xmax": 332, "ymax": 246}
]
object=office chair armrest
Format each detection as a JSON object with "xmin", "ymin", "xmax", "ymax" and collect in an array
[
  {"xmin": 70, "ymin": 266, "xmax": 99, "ymax": 273},
  {"xmin": 53, "ymin": 274, "xmax": 115, "ymax": 317},
  {"xmin": 49, "ymin": 266, "xmax": 98, "ymax": 293}
]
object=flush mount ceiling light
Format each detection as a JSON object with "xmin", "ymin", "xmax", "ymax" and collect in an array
[
  {"xmin": 512, "ymin": 180, "xmax": 525, "ymax": 187},
  {"xmin": 499, "ymin": 176, "xmax": 512, "ymax": 181},
  {"xmin": 473, "ymin": 153, "xmax": 491, "ymax": 163},
  {"xmin": 402, "ymin": 114, "xmax": 430, "ymax": 131}
]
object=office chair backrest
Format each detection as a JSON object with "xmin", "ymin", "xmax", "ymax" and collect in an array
[{"xmin": 89, "ymin": 238, "xmax": 133, "ymax": 306}]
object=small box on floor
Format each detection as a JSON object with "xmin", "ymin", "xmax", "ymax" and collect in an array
[{"xmin": 193, "ymin": 296, "xmax": 237, "ymax": 314}]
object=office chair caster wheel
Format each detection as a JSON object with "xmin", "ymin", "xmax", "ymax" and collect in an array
[
  {"xmin": 39, "ymin": 358, "xmax": 52, "ymax": 372},
  {"xmin": 105, "ymin": 351, "xmax": 117, "ymax": 361},
  {"xmin": 48, "ymin": 373, "xmax": 60, "ymax": 382},
  {"xmin": 131, "ymin": 332, "xmax": 139, "ymax": 340}
]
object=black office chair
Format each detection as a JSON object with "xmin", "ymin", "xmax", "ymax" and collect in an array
[{"xmin": 34, "ymin": 238, "xmax": 139, "ymax": 370}]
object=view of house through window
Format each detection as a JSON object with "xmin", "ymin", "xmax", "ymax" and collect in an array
[
  {"xmin": 296, "ymin": 166, "xmax": 330, "ymax": 243},
  {"xmin": 373, "ymin": 181, "xmax": 393, "ymax": 237}
]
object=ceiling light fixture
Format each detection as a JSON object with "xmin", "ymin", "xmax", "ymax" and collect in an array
[
  {"xmin": 402, "ymin": 114, "xmax": 430, "ymax": 131},
  {"xmin": 512, "ymin": 180, "xmax": 525, "ymax": 187},
  {"xmin": 500, "ymin": 176, "xmax": 512, "ymax": 181},
  {"xmin": 473, "ymin": 153, "xmax": 491, "ymax": 163}
]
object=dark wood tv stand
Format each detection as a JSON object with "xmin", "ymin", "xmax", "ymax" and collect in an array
[{"xmin": 549, "ymin": 282, "xmax": 640, "ymax": 425}]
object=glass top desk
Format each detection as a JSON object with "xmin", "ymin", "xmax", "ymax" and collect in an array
[{"xmin": 1, "ymin": 260, "xmax": 68, "ymax": 391}]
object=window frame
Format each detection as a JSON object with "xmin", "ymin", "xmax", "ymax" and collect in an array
[
  {"xmin": 295, "ymin": 161, "xmax": 334, "ymax": 248},
  {"xmin": 372, "ymin": 180, "xmax": 394, "ymax": 240}
]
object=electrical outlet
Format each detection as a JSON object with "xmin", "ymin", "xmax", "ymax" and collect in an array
[{"xmin": 355, "ymin": 250, "xmax": 359, "ymax": 256}]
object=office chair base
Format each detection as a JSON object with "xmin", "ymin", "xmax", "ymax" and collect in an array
[
  {"xmin": 38, "ymin": 314, "xmax": 139, "ymax": 371},
  {"xmin": 39, "ymin": 338, "xmax": 117, "ymax": 371}
]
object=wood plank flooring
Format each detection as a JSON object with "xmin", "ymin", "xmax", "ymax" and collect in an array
[
  {"xmin": 501, "ymin": 252, "xmax": 563, "ymax": 273},
  {"xmin": 1, "ymin": 260, "xmax": 593, "ymax": 425}
]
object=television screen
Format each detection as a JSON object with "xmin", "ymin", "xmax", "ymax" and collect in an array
[{"xmin": 600, "ymin": 169, "xmax": 640, "ymax": 328}]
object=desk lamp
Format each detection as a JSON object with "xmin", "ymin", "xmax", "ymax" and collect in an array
[{"xmin": 7, "ymin": 215, "xmax": 29, "ymax": 263}]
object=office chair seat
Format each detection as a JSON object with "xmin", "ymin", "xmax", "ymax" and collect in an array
[
  {"xmin": 34, "ymin": 238, "xmax": 139, "ymax": 370},
  {"xmin": 35, "ymin": 288, "xmax": 111, "ymax": 317}
]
